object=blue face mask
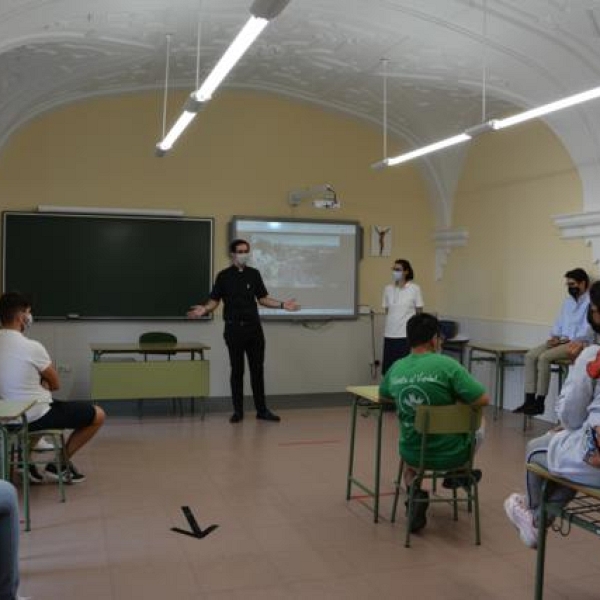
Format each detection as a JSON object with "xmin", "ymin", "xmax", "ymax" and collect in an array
[{"xmin": 392, "ymin": 271, "xmax": 403, "ymax": 283}]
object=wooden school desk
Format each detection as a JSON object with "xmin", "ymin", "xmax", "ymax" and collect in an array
[
  {"xmin": 90, "ymin": 342, "xmax": 210, "ymax": 416},
  {"xmin": 467, "ymin": 343, "xmax": 528, "ymax": 418},
  {"xmin": 0, "ymin": 399, "xmax": 37, "ymax": 530},
  {"xmin": 346, "ymin": 385, "xmax": 394, "ymax": 523}
]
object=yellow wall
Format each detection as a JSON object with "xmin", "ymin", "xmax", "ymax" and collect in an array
[
  {"xmin": 0, "ymin": 90, "xmax": 436, "ymax": 313},
  {"xmin": 2, "ymin": 89, "xmax": 592, "ymax": 328},
  {"xmin": 439, "ymin": 120, "xmax": 595, "ymax": 325}
]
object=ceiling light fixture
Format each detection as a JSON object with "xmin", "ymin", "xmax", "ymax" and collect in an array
[
  {"xmin": 371, "ymin": 0, "xmax": 600, "ymax": 170},
  {"xmin": 372, "ymin": 85, "xmax": 600, "ymax": 170},
  {"xmin": 490, "ymin": 85, "xmax": 600, "ymax": 130},
  {"xmin": 372, "ymin": 133, "xmax": 471, "ymax": 170},
  {"xmin": 156, "ymin": 0, "xmax": 290, "ymax": 156}
]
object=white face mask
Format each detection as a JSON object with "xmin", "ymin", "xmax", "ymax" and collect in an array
[
  {"xmin": 392, "ymin": 271, "xmax": 404, "ymax": 283},
  {"xmin": 23, "ymin": 312, "xmax": 33, "ymax": 330},
  {"xmin": 234, "ymin": 252, "xmax": 250, "ymax": 266}
]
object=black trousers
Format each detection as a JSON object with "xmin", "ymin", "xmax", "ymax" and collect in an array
[
  {"xmin": 382, "ymin": 337, "xmax": 410, "ymax": 375},
  {"xmin": 224, "ymin": 322, "xmax": 267, "ymax": 415}
]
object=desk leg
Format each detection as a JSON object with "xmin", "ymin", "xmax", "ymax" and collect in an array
[
  {"xmin": 493, "ymin": 353, "xmax": 501, "ymax": 420},
  {"xmin": 535, "ymin": 479, "xmax": 549, "ymax": 600},
  {"xmin": 373, "ymin": 405, "xmax": 384, "ymax": 523},
  {"xmin": 21, "ymin": 420, "xmax": 30, "ymax": 532},
  {"xmin": 498, "ymin": 357, "xmax": 506, "ymax": 414},
  {"xmin": 0, "ymin": 426, "xmax": 7, "ymax": 480},
  {"xmin": 467, "ymin": 347, "xmax": 473, "ymax": 372},
  {"xmin": 346, "ymin": 396, "xmax": 359, "ymax": 501}
]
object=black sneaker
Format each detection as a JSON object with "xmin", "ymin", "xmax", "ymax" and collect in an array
[
  {"xmin": 45, "ymin": 462, "xmax": 86, "ymax": 483},
  {"xmin": 229, "ymin": 413, "xmax": 244, "ymax": 423},
  {"xmin": 513, "ymin": 395, "xmax": 536, "ymax": 413},
  {"xmin": 406, "ymin": 488, "xmax": 429, "ymax": 533},
  {"xmin": 256, "ymin": 410, "xmax": 281, "ymax": 422},
  {"xmin": 523, "ymin": 398, "xmax": 545, "ymax": 416},
  {"xmin": 17, "ymin": 464, "xmax": 44, "ymax": 484},
  {"xmin": 442, "ymin": 468, "xmax": 482, "ymax": 490}
]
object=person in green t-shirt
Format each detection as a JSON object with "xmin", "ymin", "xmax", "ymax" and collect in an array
[{"xmin": 379, "ymin": 313, "xmax": 489, "ymax": 531}]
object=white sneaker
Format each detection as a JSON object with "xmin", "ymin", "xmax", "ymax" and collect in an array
[
  {"xmin": 33, "ymin": 436, "xmax": 54, "ymax": 451},
  {"xmin": 504, "ymin": 493, "xmax": 538, "ymax": 548}
]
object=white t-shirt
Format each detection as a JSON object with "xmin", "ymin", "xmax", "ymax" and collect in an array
[
  {"xmin": 382, "ymin": 281, "xmax": 424, "ymax": 338},
  {"xmin": 0, "ymin": 329, "xmax": 52, "ymax": 422}
]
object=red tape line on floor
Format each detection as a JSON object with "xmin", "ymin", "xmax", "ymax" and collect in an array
[{"xmin": 350, "ymin": 491, "xmax": 396, "ymax": 499}]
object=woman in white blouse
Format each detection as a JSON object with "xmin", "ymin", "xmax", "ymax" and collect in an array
[{"xmin": 381, "ymin": 259, "xmax": 424, "ymax": 374}]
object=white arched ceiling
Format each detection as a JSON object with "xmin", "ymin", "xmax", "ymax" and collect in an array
[{"xmin": 3, "ymin": 0, "xmax": 600, "ymax": 262}]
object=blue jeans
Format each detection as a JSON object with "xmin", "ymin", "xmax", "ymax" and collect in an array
[
  {"xmin": 0, "ymin": 480, "xmax": 19, "ymax": 600},
  {"xmin": 526, "ymin": 433, "xmax": 576, "ymax": 527}
]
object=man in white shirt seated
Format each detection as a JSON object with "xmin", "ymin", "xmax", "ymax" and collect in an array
[
  {"xmin": 0, "ymin": 292, "xmax": 105, "ymax": 483},
  {"xmin": 514, "ymin": 268, "xmax": 592, "ymax": 416}
]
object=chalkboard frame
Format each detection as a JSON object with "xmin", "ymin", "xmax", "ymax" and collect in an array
[{"xmin": 2, "ymin": 211, "xmax": 214, "ymax": 321}]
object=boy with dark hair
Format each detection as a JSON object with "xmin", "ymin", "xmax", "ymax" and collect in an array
[
  {"xmin": 380, "ymin": 312, "xmax": 489, "ymax": 532},
  {"xmin": 0, "ymin": 291, "xmax": 105, "ymax": 483}
]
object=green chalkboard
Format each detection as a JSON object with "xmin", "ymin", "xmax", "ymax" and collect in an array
[{"xmin": 2, "ymin": 212, "xmax": 213, "ymax": 320}]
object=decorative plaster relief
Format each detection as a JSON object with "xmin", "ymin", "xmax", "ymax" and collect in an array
[
  {"xmin": 433, "ymin": 227, "xmax": 468, "ymax": 281},
  {"xmin": 554, "ymin": 211, "xmax": 600, "ymax": 264}
]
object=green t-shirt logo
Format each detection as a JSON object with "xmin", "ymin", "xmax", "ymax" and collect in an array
[{"xmin": 399, "ymin": 384, "xmax": 430, "ymax": 411}]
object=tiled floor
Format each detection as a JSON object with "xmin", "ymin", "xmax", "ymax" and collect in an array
[{"xmin": 15, "ymin": 406, "xmax": 600, "ymax": 599}]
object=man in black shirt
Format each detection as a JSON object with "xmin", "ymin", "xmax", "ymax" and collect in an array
[{"xmin": 188, "ymin": 239, "xmax": 299, "ymax": 423}]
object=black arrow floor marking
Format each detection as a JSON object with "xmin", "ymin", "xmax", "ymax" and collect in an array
[{"xmin": 171, "ymin": 505, "xmax": 219, "ymax": 539}]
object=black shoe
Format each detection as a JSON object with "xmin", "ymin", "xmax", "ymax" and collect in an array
[
  {"xmin": 406, "ymin": 488, "xmax": 429, "ymax": 533},
  {"xmin": 256, "ymin": 410, "xmax": 280, "ymax": 422},
  {"xmin": 17, "ymin": 464, "xmax": 44, "ymax": 484},
  {"xmin": 229, "ymin": 413, "xmax": 244, "ymax": 423},
  {"xmin": 45, "ymin": 461, "xmax": 86, "ymax": 483},
  {"xmin": 442, "ymin": 468, "xmax": 482, "ymax": 490},
  {"xmin": 513, "ymin": 394, "xmax": 535, "ymax": 413},
  {"xmin": 523, "ymin": 398, "xmax": 545, "ymax": 416}
]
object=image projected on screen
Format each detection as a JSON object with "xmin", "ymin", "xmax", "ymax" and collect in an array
[{"xmin": 230, "ymin": 218, "xmax": 360, "ymax": 319}]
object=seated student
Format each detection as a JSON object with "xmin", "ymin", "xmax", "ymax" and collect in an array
[
  {"xmin": 514, "ymin": 268, "xmax": 592, "ymax": 416},
  {"xmin": 379, "ymin": 312, "xmax": 490, "ymax": 533},
  {"xmin": 0, "ymin": 292, "xmax": 105, "ymax": 483},
  {"xmin": 505, "ymin": 280, "xmax": 600, "ymax": 548}
]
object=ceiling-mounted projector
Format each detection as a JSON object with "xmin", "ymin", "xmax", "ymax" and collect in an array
[{"xmin": 288, "ymin": 184, "xmax": 340, "ymax": 209}]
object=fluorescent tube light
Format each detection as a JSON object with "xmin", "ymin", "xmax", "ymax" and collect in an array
[
  {"xmin": 156, "ymin": 111, "xmax": 197, "ymax": 155},
  {"xmin": 156, "ymin": 0, "xmax": 290, "ymax": 156},
  {"xmin": 373, "ymin": 84, "xmax": 600, "ymax": 169},
  {"xmin": 491, "ymin": 86, "xmax": 600, "ymax": 130},
  {"xmin": 372, "ymin": 133, "xmax": 471, "ymax": 169},
  {"xmin": 193, "ymin": 16, "xmax": 268, "ymax": 103}
]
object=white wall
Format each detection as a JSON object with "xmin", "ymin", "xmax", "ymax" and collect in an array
[{"xmin": 449, "ymin": 315, "xmax": 566, "ymax": 424}]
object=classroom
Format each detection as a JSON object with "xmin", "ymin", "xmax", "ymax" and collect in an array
[{"xmin": 1, "ymin": 1, "xmax": 600, "ymax": 599}]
